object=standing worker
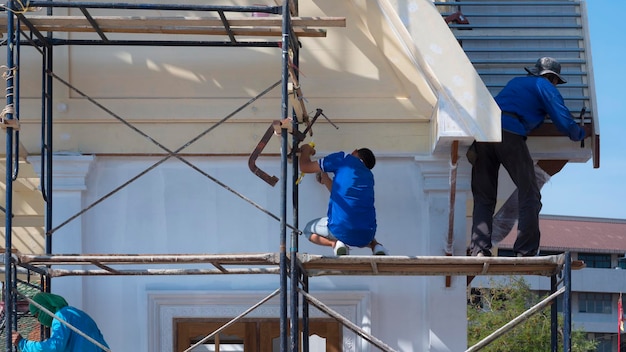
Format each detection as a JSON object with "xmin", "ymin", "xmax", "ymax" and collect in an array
[
  {"xmin": 469, "ymin": 57, "xmax": 586, "ymax": 257},
  {"xmin": 299, "ymin": 143, "xmax": 389, "ymax": 256},
  {"xmin": 12, "ymin": 292, "xmax": 109, "ymax": 352}
]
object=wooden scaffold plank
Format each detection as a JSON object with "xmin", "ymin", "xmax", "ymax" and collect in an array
[
  {"xmin": 0, "ymin": 16, "xmax": 346, "ymax": 37},
  {"xmin": 10, "ymin": 252, "xmax": 585, "ymax": 278},
  {"xmin": 297, "ymin": 253, "xmax": 585, "ymax": 277}
]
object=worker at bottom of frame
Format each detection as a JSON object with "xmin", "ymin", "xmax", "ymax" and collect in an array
[
  {"xmin": 468, "ymin": 57, "xmax": 586, "ymax": 258},
  {"xmin": 298, "ymin": 142, "xmax": 389, "ymax": 256},
  {"xmin": 12, "ymin": 292, "xmax": 110, "ymax": 352}
]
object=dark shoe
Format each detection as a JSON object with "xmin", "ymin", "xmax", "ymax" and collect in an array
[{"xmin": 516, "ymin": 250, "xmax": 540, "ymax": 257}]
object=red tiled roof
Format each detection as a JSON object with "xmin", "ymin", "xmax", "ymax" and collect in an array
[{"xmin": 498, "ymin": 215, "xmax": 626, "ymax": 254}]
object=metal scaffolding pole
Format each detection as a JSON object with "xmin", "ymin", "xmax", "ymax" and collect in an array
[
  {"xmin": 279, "ymin": 1, "xmax": 291, "ymax": 351},
  {"xmin": 288, "ymin": 0, "xmax": 303, "ymax": 349},
  {"xmin": 564, "ymin": 251, "xmax": 572, "ymax": 351},
  {"xmin": 550, "ymin": 274, "xmax": 558, "ymax": 352},
  {"xmin": 3, "ymin": 3, "xmax": 17, "ymax": 350},
  {"xmin": 43, "ymin": 6, "xmax": 54, "ymax": 296}
]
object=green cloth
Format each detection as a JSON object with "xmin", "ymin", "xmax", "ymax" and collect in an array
[{"xmin": 29, "ymin": 292, "xmax": 69, "ymax": 327}]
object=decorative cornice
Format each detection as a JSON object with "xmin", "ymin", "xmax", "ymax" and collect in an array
[
  {"xmin": 28, "ymin": 153, "xmax": 95, "ymax": 191},
  {"xmin": 414, "ymin": 156, "xmax": 470, "ymax": 192}
]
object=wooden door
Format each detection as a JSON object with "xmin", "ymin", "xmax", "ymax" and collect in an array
[
  {"xmin": 176, "ymin": 319, "xmax": 342, "ymax": 352},
  {"xmin": 175, "ymin": 320, "xmax": 257, "ymax": 352}
]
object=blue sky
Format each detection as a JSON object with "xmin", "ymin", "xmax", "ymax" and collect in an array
[{"xmin": 539, "ymin": 1, "xmax": 626, "ymax": 220}]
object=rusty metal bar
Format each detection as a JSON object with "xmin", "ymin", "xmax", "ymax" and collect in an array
[
  {"xmin": 249, "ymin": 121, "xmax": 281, "ymax": 186},
  {"xmin": 18, "ymin": 252, "xmax": 280, "ymax": 265},
  {"xmin": 445, "ymin": 140, "xmax": 459, "ymax": 287},
  {"xmin": 45, "ymin": 268, "xmax": 281, "ymax": 277}
]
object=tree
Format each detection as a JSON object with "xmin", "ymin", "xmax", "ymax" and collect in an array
[{"xmin": 468, "ymin": 276, "xmax": 597, "ymax": 351}]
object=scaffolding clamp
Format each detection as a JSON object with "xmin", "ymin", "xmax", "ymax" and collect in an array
[
  {"xmin": 249, "ymin": 109, "xmax": 337, "ymax": 186},
  {"xmin": 247, "ymin": 117, "xmax": 309, "ymax": 186},
  {"xmin": 247, "ymin": 117, "xmax": 310, "ymax": 186}
]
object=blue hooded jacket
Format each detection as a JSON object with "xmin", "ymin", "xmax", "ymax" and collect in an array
[{"xmin": 19, "ymin": 293, "xmax": 109, "ymax": 352}]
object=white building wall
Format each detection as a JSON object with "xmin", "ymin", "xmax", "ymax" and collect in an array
[{"xmin": 40, "ymin": 154, "xmax": 472, "ymax": 351}]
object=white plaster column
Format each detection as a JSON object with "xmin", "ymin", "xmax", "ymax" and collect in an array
[
  {"xmin": 28, "ymin": 153, "xmax": 95, "ymax": 308},
  {"xmin": 416, "ymin": 156, "xmax": 471, "ymax": 352}
]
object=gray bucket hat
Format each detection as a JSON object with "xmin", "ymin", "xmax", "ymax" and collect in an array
[{"xmin": 524, "ymin": 57, "xmax": 567, "ymax": 84}]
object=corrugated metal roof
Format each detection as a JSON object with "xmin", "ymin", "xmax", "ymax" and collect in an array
[{"xmin": 498, "ymin": 215, "xmax": 626, "ymax": 254}]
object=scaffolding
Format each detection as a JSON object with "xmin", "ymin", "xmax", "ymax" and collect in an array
[{"xmin": 0, "ymin": 1, "xmax": 584, "ymax": 351}]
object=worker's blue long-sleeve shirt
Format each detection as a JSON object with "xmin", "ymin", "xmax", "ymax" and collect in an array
[
  {"xmin": 18, "ymin": 306, "xmax": 109, "ymax": 352},
  {"xmin": 496, "ymin": 76, "xmax": 585, "ymax": 141}
]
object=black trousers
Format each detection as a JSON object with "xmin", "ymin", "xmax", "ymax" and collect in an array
[{"xmin": 470, "ymin": 131, "xmax": 542, "ymax": 256}]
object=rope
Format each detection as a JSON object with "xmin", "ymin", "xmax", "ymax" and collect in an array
[
  {"xmin": 1, "ymin": 65, "xmax": 16, "ymax": 126},
  {"xmin": 1, "ymin": 65, "xmax": 16, "ymax": 81},
  {"xmin": 0, "ymin": 104, "xmax": 15, "ymax": 119},
  {"xmin": 0, "ymin": 1, "xmax": 41, "ymax": 14}
]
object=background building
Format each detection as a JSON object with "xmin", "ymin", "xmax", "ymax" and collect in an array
[{"xmin": 492, "ymin": 215, "xmax": 626, "ymax": 352}]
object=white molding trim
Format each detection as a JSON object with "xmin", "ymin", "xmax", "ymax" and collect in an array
[
  {"xmin": 147, "ymin": 290, "xmax": 371, "ymax": 352},
  {"xmin": 28, "ymin": 153, "xmax": 95, "ymax": 191},
  {"xmin": 415, "ymin": 156, "xmax": 471, "ymax": 192}
]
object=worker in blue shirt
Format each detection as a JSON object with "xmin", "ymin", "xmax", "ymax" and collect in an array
[
  {"xmin": 469, "ymin": 57, "xmax": 586, "ymax": 257},
  {"xmin": 12, "ymin": 292, "xmax": 109, "ymax": 352},
  {"xmin": 299, "ymin": 143, "xmax": 388, "ymax": 256}
]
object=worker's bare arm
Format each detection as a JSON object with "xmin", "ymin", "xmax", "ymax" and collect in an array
[
  {"xmin": 299, "ymin": 144, "xmax": 322, "ymax": 173},
  {"xmin": 316, "ymin": 172, "xmax": 332, "ymax": 192}
]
